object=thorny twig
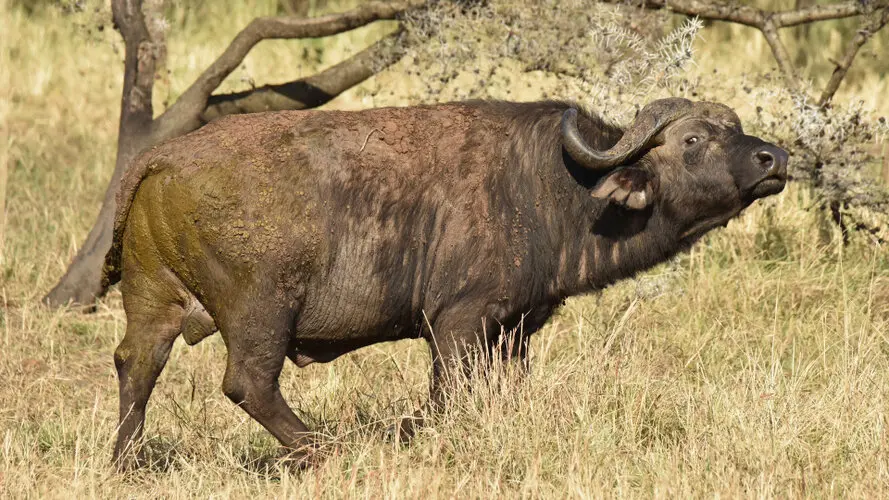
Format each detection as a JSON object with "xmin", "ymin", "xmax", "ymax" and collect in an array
[{"xmin": 603, "ymin": 0, "xmax": 889, "ymax": 102}]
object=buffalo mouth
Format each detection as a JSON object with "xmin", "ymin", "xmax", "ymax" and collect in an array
[{"xmin": 748, "ymin": 176, "xmax": 786, "ymax": 200}]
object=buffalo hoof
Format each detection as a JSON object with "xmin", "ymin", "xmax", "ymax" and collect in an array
[
  {"xmin": 276, "ymin": 445, "xmax": 325, "ymax": 472},
  {"xmin": 384, "ymin": 412, "xmax": 426, "ymax": 443},
  {"xmin": 112, "ymin": 450, "xmax": 146, "ymax": 473}
]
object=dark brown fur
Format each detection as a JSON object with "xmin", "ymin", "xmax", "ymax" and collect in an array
[{"xmin": 105, "ymin": 100, "xmax": 787, "ymax": 469}]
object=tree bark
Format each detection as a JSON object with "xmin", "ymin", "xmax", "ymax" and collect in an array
[{"xmin": 201, "ymin": 31, "xmax": 402, "ymax": 121}]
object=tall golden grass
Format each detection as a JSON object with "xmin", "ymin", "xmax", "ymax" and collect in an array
[{"xmin": 2, "ymin": 0, "xmax": 887, "ymax": 497}]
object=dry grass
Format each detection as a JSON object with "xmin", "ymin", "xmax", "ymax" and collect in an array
[{"xmin": 2, "ymin": 0, "xmax": 888, "ymax": 497}]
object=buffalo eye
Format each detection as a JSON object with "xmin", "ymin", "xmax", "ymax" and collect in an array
[{"xmin": 681, "ymin": 132, "xmax": 707, "ymax": 166}]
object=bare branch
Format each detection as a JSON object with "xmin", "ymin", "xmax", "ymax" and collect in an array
[
  {"xmin": 201, "ymin": 30, "xmax": 404, "ymax": 122},
  {"xmin": 153, "ymin": 0, "xmax": 419, "ymax": 140},
  {"xmin": 610, "ymin": 0, "xmax": 883, "ymax": 27},
  {"xmin": 658, "ymin": 0, "xmax": 763, "ymax": 26},
  {"xmin": 819, "ymin": 7, "xmax": 889, "ymax": 106},
  {"xmin": 599, "ymin": 0, "xmax": 759, "ymax": 24},
  {"xmin": 760, "ymin": 18, "xmax": 800, "ymax": 90},
  {"xmin": 773, "ymin": 2, "xmax": 875, "ymax": 28}
]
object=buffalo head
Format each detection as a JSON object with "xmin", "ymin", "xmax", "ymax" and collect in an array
[{"xmin": 562, "ymin": 97, "xmax": 788, "ymax": 241}]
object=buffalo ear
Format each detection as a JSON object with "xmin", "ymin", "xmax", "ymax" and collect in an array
[{"xmin": 590, "ymin": 167, "xmax": 654, "ymax": 210}]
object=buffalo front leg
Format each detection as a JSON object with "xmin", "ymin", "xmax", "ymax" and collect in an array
[
  {"xmin": 396, "ymin": 315, "xmax": 490, "ymax": 441},
  {"xmin": 493, "ymin": 306, "xmax": 553, "ymax": 374},
  {"xmin": 219, "ymin": 312, "xmax": 316, "ymax": 467},
  {"xmin": 428, "ymin": 330, "xmax": 491, "ymax": 409},
  {"xmin": 492, "ymin": 328, "xmax": 531, "ymax": 373}
]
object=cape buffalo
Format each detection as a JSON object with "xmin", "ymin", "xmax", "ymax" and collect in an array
[{"xmin": 104, "ymin": 97, "xmax": 788, "ymax": 469}]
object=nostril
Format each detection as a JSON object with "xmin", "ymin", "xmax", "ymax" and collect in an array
[{"xmin": 755, "ymin": 150, "xmax": 775, "ymax": 169}]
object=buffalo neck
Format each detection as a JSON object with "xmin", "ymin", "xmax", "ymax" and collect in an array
[
  {"xmin": 572, "ymin": 208, "xmax": 682, "ymax": 294},
  {"xmin": 485, "ymin": 100, "xmax": 684, "ymax": 301},
  {"xmin": 518, "ymin": 107, "xmax": 683, "ymax": 298}
]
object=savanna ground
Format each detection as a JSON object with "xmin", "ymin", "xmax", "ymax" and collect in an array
[{"xmin": 2, "ymin": 0, "xmax": 889, "ymax": 497}]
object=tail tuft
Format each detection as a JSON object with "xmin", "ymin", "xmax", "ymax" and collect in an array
[{"xmin": 101, "ymin": 241, "xmax": 123, "ymax": 289}]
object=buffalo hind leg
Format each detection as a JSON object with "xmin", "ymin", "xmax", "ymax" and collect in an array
[
  {"xmin": 219, "ymin": 311, "xmax": 316, "ymax": 467},
  {"xmin": 112, "ymin": 303, "xmax": 183, "ymax": 471}
]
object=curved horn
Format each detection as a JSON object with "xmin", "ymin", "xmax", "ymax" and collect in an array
[{"xmin": 561, "ymin": 97, "xmax": 694, "ymax": 170}]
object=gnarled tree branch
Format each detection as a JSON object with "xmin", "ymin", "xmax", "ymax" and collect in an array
[
  {"xmin": 201, "ymin": 29, "xmax": 404, "ymax": 122},
  {"xmin": 760, "ymin": 17, "xmax": 799, "ymax": 89},
  {"xmin": 154, "ymin": 0, "xmax": 419, "ymax": 140},
  {"xmin": 614, "ymin": 0, "xmax": 878, "ymax": 27},
  {"xmin": 773, "ymin": 2, "xmax": 870, "ymax": 27}
]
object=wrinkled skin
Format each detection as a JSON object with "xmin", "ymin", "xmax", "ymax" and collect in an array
[{"xmin": 106, "ymin": 98, "xmax": 787, "ymax": 470}]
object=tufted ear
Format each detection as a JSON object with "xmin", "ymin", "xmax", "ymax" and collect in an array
[{"xmin": 590, "ymin": 167, "xmax": 654, "ymax": 210}]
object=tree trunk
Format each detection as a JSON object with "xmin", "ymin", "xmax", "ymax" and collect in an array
[{"xmin": 43, "ymin": 0, "xmax": 157, "ymax": 307}]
